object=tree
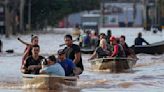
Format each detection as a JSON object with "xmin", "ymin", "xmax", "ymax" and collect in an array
[{"xmin": 24, "ymin": 0, "xmax": 100, "ymax": 30}]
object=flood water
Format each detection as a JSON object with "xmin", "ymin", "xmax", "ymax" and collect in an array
[{"xmin": 0, "ymin": 28, "xmax": 164, "ymax": 92}]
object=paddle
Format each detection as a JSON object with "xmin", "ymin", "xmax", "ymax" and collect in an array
[
  {"xmin": 59, "ymin": 37, "xmax": 79, "ymax": 47},
  {"xmin": 17, "ymin": 34, "xmax": 34, "ymax": 46}
]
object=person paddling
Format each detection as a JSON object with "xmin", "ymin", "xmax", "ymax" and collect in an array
[
  {"xmin": 18, "ymin": 35, "xmax": 39, "ymax": 65},
  {"xmin": 134, "ymin": 32, "xmax": 149, "ymax": 45}
]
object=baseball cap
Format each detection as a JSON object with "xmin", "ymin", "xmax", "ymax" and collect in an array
[{"xmin": 109, "ymin": 36, "xmax": 116, "ymax": 41}]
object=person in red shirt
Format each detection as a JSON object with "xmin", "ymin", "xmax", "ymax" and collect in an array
[
  {"xmin": 109, "ymin": 36, "xmax": 125, "ymax": 58},
  {"xmin": 109, "ymin": 36, "xmax": 126, "ymax": 72}
]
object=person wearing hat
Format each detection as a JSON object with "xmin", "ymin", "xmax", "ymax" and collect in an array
[
  {"xmin": 109, "ymin": 36, "xmax": 127, "ymax": 72},
  {"xmin": 57, "ymin": 49, "xmax": 78, "ymax": 76},
  {"xmin": 40, "ymin": 55, "xmax": 65, "ymax": 76},
  {"xmin": 109, "ymin": 36, "xmax": 125, "ymax": 57}
]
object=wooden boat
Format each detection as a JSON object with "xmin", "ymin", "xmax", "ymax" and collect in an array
[
  {"xmin": 81, "ymin": 47, "xmax": 95, "ymax": 54},
  {"xmin": 131, "ymin": 41, "xmax": 164, "ymax": 54},
  {"xmin": 89, "ymin": 57, "xmax": 138, "ymax": 73},
  {"xmin": 22, "ymin": 74, "xmax": 78, "ymax": 90}
]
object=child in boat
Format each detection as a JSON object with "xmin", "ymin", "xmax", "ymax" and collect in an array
[{"xmin": 40, "ymin": 55, "xmax": 65, "ymax": 76}]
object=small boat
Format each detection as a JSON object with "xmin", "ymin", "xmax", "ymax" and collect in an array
[
  {"xmin": 131, "ymin": 41, "xmax": 164, "ymax": 54},
  {"xmin": 89, "ymin": 57, "xmax": 138, "ymax": 73},
  {"xmin": 81, "ymin": 47, "xmax": 95, "ymax": 54},
  {"xmin": 22, "ymin": 74, "xmax": 78, "ymax": 90}
]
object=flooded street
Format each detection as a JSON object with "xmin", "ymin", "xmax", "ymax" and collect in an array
[{"xmin": 0, "ymin": 28, "xmax": 164, "ymax": 92}]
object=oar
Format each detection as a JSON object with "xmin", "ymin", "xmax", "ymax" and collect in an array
[
  {"xmin": 17, "ymin": 34, "xmax": 34, "ymax": 46},
  {"xmin": 17, "ymin": 37, "xmax": 30, "ymax": 46}
]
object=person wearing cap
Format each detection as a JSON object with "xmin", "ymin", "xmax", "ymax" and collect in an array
[
  {"xmin": 110, "ymin": 36, "xmax": 127, "ymax": 72},
  {"xmin": 89, "ymin": 39, "xmax": 111, "ymax": 60},
  {"xmin": 57, "ymin": 49, "xmax": 78, "ymax": 76},
  {"xmin": 109, "ymin": 36, "xmax": 125, "ymax": 57},
  {"xmin": 40, "ymin": 55, "xmax": 65, "ymax": 76},
  {"xmin": 134, "ymin": 32, "xmax": 149, "ymax": 45},
  {"xmin": 63, "ymin": 34, "xmax": 84, "ymax": 75}
]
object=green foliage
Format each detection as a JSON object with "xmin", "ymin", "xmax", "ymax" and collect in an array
[{"xmin": 25, "ymin": 0, "xmax": 100, "ymax": 29}]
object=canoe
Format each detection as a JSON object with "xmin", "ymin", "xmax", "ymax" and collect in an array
[
  {"xmin": 22, "ymin": 74, "xmax": 78, "ymax": 90},
  {"xmin": 89, "ymin": 57, "xmax": 138, "ymax": 73},
  {"xmin": 131, "ymin": 41, "xmax": 164, "ymax": 54}
]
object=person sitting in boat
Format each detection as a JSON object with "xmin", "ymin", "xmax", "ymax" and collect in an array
[
  {"xmin": 97, "ymin": 33, "xmax": 106, "ymax": 47},
  {"xmin": 40, "ymin": 55, "xmax": 65, "ymax": 76},
  {"xmin": 89, "ymin": 39, "xmax": 111, "ymax": 60},
  {"xmin": 21, "ymin": 45, "xmax": 44, "ymax": 74},
  {"xmin": 120, "ymin": 35, "xmax": 130, "ymax": 57},
  {"xmin": 134, "ymin": 32, "xmax": 150, "ymax": 45},
  {"xmin": 109, "ymin": 36, "xmax": 126, "ymax": 58},
  {"xmin": 90, "ymin": 30, "xmax": 99, "ymax": 47},
  {"xmin": 109, "ymin": 36, "xmax": 127, "ymax": 72},
  {"xmin": 82, "ymin": 30, "xmax": 91, "ymax": 47},
  {"xmin": 57, "ymin": 49, "xmax": 78, "ymax": 76},
  {"xmin": 106, "ymin": 29, "xmax": 112, "ymax": 44},
  {"xmin": 18, "ymin": 35, "xmax": 39, "ymax": 66},
  {"xmin": 64, "ymin": 34, "xmax": 84, "ymax": 75}
]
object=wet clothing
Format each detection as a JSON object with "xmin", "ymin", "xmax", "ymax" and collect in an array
[
  {"xmin": 40, "ymin": 63, "xmax": 65, "ymax": 76},
  {"xmin": 23, "ymin": 56, "xmax": 44, "ymax": 74},
  {"xmin": 111, "ymin": 44, "xmax": 126, "ymax": 57},
  {"xmin": 95, "ymin": 47, "xmax": 111, "ymax": 58},
  {"xmin": 58, "ymin": 58, "xmax": 75, "ymax": 76},
  {"xmin": 64, "ymin": 44, "xmax": 84, "ymax": 72},
  {"xmin": 135, "ymin": 37, "xmax": 149, "ymax": 45}
]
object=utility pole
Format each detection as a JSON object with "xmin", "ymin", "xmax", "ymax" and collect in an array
[
  {"xmin": 20, "ymin": 0, "xmax": 24, "ymax": 33},
  {"xmin": 5, "ymin": 0, "xmax": 11, "ymax": 38},
  {"xmin": 100, "ymin": 0, "xmax": 105, "ymax": 27}
]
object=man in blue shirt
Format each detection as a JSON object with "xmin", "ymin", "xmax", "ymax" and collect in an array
[
  {"xmin": 40, "ymin": 55, "xmax": 65, "ymax": 76},
  {"xmin": 57, "ymin": 49, "xmax": 77, "ymax": 76}
]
